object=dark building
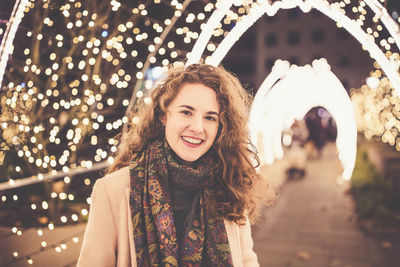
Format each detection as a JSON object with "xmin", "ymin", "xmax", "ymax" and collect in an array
[{"xmin": 223, "ymin": 7, "xmax": 375, "ymax": 93}]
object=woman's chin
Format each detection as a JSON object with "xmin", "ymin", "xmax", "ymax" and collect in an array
[{"xmin": 177, "ymin": 154, "xmax": 200, "ymax": 163}]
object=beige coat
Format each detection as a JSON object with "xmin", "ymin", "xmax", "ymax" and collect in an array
[{"xmin": 77, "ymin": 167, "xmax": 259, "ymax": 267}]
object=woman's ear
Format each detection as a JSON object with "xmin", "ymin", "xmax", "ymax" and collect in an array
[{"xmin": 160, "ymin": 113, "xmax": 166, "ymax": 126}]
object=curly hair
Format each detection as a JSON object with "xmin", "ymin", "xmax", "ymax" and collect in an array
[{"xmin": 109, "ymin": 63, "xmax": 270, "ymax": 224}]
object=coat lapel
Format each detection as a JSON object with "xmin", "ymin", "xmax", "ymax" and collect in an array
[{"xmin": 125, "ymin": 188, "xmax": 137, "ymax": 266}]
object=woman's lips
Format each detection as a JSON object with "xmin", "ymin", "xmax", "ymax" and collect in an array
[{"xmin": 181, "ymin": 136, "xmax": 203, "ymax": 148}]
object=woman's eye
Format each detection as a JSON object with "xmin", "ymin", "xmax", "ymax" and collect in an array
[
  {"xmin": 205, "ymin": 116, "xmax": 217, "ymax": 122},
  {"xmin": 181, "ymin": 110, "xmax": 191, "ymax": 115}
]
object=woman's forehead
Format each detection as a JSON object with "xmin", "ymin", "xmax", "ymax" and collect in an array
[{"xmin": 170, "ymin": 83, "xmax": 219, "ymax": 112}]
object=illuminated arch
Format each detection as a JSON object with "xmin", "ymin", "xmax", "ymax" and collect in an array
[
  {"xmin": 248, "ymin": 59, "xmax": 357, "ymax": 180},
  {"xmin": 186, "ymin": 0, "xmax": 400, "ymax": 96},
  {"xmin": 0, "ymin": 0, "xmax": 29, "ymax": 87}
]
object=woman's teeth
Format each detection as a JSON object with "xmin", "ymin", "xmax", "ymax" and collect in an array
[{"xmin": 182, "ymin": 136, "xmax": 202, "ymax": 144}]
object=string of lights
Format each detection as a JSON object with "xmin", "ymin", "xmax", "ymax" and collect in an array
[
  {"xmin": 0, "ymin": 160, "xmax": 109, "ymax": 191},
  {"xmin": 4, "ymin": 229, "xmax": 84, "ymax": 266},
  {"xmin": 364, "ymin": 0, "xmax": 400, "ymax": 51}
]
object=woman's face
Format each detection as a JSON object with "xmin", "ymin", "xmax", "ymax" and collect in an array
[{"xmin": 162, "ymin": 83, "xmax": 220, "ymax": 162}]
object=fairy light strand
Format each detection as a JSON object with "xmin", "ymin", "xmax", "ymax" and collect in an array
[
  {"xmin": 185, "ymin": 0, "xmax": 234, "ymax": 66},
  {"xmin": 364, "ymin": 0, "xmax": 400, "ymax": 51},
  {"xmin": 0, "ymin": 160, "xmax": 108, "ymax": 191},
  {"xmin": 4, "ymin": 230, "xmax": 84, "ymax": 266}
]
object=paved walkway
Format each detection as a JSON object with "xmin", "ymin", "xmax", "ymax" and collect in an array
[
  {"xmin": 253, "ymin": 143, "xmax": 399, "ymax": 267},
  {"xmin": 1, "ymin": 144, "xmax": 398, "ymax": 266}
]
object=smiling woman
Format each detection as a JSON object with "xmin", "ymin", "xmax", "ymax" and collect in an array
[{"xmin": 78, "ymin": 63, "xmax": 269, "ymax": 267}]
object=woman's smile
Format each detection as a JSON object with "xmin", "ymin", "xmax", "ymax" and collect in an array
[{"xmin": 181, "ymin": 136, "xmax": 203, "ymax": 146}]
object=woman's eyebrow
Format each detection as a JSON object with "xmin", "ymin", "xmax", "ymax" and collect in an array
[
  {"xmin": 179, "ymin": 104, "xmax": 194, "ymax": 110},
  {"xmin": 178, "ymin": 105, "xmax": 219, "ymax": 116},
  {"xmin": 206, "ymin": 111, "xmax": 219, "ymax": 116}
]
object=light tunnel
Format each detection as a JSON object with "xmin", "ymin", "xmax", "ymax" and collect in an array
[{"xmin": 248, "ymin": 58, "xmax": 357, "ymax": 180}]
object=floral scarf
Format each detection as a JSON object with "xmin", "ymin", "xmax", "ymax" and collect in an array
[{"xmin": 129, "ymin": 140, "xmax": 233, "ymax": 266}]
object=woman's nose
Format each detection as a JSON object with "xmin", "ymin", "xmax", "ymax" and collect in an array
[{"xmin": 189, "ymin": 116, "xmax": 204, "ymax": 133}]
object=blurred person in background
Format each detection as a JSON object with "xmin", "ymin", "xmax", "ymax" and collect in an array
[{"xmin": 286, "ymin": 119, "xmax": 309, "ymax": 179}]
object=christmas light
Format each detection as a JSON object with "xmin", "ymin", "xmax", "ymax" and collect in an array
[{"xmin": 351, "ymin": 76, "xmax": 400, "ymax": 150}]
